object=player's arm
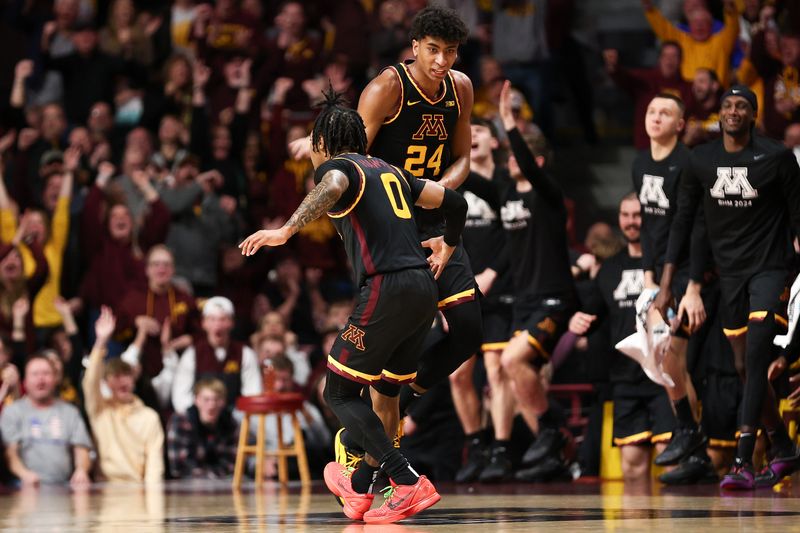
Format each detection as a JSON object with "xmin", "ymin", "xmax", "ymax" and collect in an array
[
  {"xmin": 412, "ymin": 177, "xmax": 468, "ymax": 279},
  {"xmin": 653, "ymin": 158, "xmax": 703, "ymax": 321},
  {"xmin": 239, "ymin": 170, "xmax": 349, "ymax": 255},
  {"xmin": 358, "ymin": 69, "xmax": 402, "ymax": 151},
  {"xmin": 437, "ymin": 71, "xmax": 474, "ymax": 190}
]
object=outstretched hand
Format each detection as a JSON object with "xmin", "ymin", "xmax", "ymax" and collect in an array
[
  {"xmin": 94, "ymin": 306, "xmax": 116, "ymax": 343},
  {"xmin": 498, "ymin": 80, "xmax": 516, "ymax": 130},
  {"xmin": 421, "ymin": 236, "xmax": 454, "ymax": 280},
  {"xmin": 239, "ymin": 228, "xmax": 292, "ymax": 256},
  {"xmin": 288, "ymin": 136, "xmax": 312, "ymax": 160}
]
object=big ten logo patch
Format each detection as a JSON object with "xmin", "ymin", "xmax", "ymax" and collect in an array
[
  {"xmin": 412, "ymin": 114, "xmax": 448, "ymax": 141},
  {"xmin": 341, "ymin": 324, "xmax": 366, "ymax": 351}
]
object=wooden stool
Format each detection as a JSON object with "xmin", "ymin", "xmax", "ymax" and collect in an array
[{"xmin": 232, "ymin": 393, "xmax": 311, "ymax": 488}]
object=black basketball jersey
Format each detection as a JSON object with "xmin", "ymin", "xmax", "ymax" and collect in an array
[
  {"xmin": 313, "ymin": 153, "xmax": 428, "ymax": 287},
  {"xmin": 369, "ymin": 60, "xmax": 461, "ymax": 235}
]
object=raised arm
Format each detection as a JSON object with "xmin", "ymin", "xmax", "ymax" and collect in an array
[
  {"xmin": 498, "ymin": 81, "xmax": 562, "ymax": 203},
  {"xmin": 238, "ymin": 169, "xmax": 349, "ymax": 256},
  {"xmin": 82, "ymin": 306, "xmax": 116, "ymax": 419}
]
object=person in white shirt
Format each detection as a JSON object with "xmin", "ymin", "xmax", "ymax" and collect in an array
[{"xmin": 171, "ymin": 297, "xmax": 261, "ymax": 414}]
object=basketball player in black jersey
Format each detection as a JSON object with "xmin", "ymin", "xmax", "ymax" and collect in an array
[
  {"xmin": 240, "ymin": 90, "xmax": 468, "ymax": 523},
  {"xmin": 448, "ymin": 117, "xmax": 514, "ymax": 482},
  {"xmin": 488, "ymin": 80, "xmax": 577, "ymax": 481},
  {"xmin": 655, "ymin": 86, "xmax": 800, "ymax": 489},
  {"xmin": 632, "ymin": 93, "xmax": 719, "ymax": 482},
  {"xmin": 291, "ymin": 6, "xmax": 481, "ymax": 476}
]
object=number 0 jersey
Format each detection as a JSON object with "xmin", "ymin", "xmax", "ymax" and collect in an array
[
  {"xmin": 369, "ymin": 60, "xmax": 461, "ymax": 236},
  {"xmin": 314, "ymin": 153, "xmax": 429, "ymax": 287}
]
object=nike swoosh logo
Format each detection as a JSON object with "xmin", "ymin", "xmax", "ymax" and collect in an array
[
  {"xmin": 668, "ymin": 166, "xmax": 677, "ymax": 171},
  {"xmin": 407, "ymin": 100, "xmax": 421, "ymax": 106},
  {"xmin": 753, "ymin": 154, "xmax": 764, "ymax": 160}
]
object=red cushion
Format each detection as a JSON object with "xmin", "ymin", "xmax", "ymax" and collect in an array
[{"xmin": 236, "ymin": 393, "xmax": 306, "ymax": 414}]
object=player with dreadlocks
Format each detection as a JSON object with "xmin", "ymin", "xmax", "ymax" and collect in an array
[{"xmin": 240, "ymin": 89, "xmax": 468, "ymax": 523}]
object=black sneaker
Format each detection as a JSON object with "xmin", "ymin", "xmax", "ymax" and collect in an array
[
  {"xmin": 754, "ymin": 448, "xmax": 800, "ymax": 488},
  {"xmin": 522, "ymin": 428, "xmax": 564, "ymax": 466},
  {"xmin": 654, "ymin": 427, "xmax": 707, "ymax": 466},
  {"xmin": 478, "ymin": 445, "xmax": 513, "ymax": 483},
  {"xmin": 455, "ymin": 442, "xmax": 487, "ymax": 483},
  {"xmin": 658, "ymin": 455, "xmax": 718, "ymax": 485},
  {"xmin": 514, "ymin": 455, "xmax": 568, "ymax": 482}
]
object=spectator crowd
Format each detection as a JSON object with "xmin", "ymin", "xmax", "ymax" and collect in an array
[{"xmin": 0, "ymin": 0, "xmax": 798, "ymax": 488}]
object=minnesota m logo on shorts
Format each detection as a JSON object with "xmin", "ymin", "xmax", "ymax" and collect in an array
[{"xmin": 341, "ymin": 325, "xmax": 366, "ymax": 351}]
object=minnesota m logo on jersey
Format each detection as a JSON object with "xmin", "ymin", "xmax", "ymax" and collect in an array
[
  {"xmin": 710, "ymin": 167, "xmax": 758, "ymax": 199},
  {"xmin": 412, "ymin": 114, "xmax": 448, "ymax": 141},
  {"xmin": 639, "ymin": 174, "xmax": 670, "ymax": 208},
  {"xmin": 613, "ymin": 269, "xmax": 644, "ymax": 301},
  {"xmin": 341, "ymin": 324, "xmax": 366, "ymax": 351}
]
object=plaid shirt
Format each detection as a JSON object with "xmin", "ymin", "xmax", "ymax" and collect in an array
[{"xmin": 167, "ymin": 406, "xmax": 239, "ymax": 479}]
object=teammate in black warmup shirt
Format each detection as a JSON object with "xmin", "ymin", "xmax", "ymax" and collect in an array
[
  {"xmin": 481, "ymin": 81, "xmax": 577, "ymax": 481},
  {"xmin": 570, "ymin": 193, "xmax": 678, "ymax": 484},
  {"xmin": 448, "ymin": 117, "xmax": 514, "ymax": 483},
  {"xmin": 239, "ymin": 89, "xmax": 467, "ymax": 523},
  {"xmin": 631, "ymin": 93, "xmax": 718, "ymax": 483},
  {"xmin": 655, "ymin": 86, "xmax": 800, "ymax": 490}
]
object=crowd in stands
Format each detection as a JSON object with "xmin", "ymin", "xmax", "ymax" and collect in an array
[{"xmin": 0, "ymin": 0, "xmax": 798, "ymax": 487}]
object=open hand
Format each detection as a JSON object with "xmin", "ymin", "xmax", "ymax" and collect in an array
[
  {"xmin": 239, "ymin": 228, "xmax": 292, "ymax": 256},
  {"xmin": 421, "ymin": 236, "xmax": 454, "ymax": 280}
]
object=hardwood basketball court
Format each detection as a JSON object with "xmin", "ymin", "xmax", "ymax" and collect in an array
[{"xmin": 2, "ymin": 478, "xmax": 800, "ymax": 532}]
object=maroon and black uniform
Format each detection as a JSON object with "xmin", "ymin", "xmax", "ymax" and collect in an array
[
  {"xmin": 369, "ymin": 61, "xmax": 477, "ymax": 310},
  {"xmin": 317, "ymin": 153, "xmax": 437, "ymax": 385}
]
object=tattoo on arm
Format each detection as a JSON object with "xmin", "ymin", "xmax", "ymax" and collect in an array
[{"xmin": 285, "ymin": 171, "xmax": 348, "ymax": 232}]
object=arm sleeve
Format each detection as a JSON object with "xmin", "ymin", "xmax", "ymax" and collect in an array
[
  {"xmin": 440, "ymin": 188, "xmax": 468, "ymax": 246},
  {"xmin": 66, "ymin": 406, "xmax": 94, "ymax": 450},
  {"xmin": 166, "ymin": 415, "xmax": 191, "ymax": 479},
  {"xmin": 643, "ymin": 7, "xmax": 683, "ymax": 42},
  {"xmin": 81, "ymin": 347, "xmax": 106, "ymax": 419},
  {"xmin": 665, "ymin": 157, "xmax": 704, "ymax": 266},
  {"xmin": 171, "ymin": 348, "xmax": 197, "ymax": 415},
  {"xmin": 0, "ymin": 404, "xmax": 21, "ymax": 444},
  {"xmin": 633, "ymin": 168, "xmax": 656, "ymax": 273},
  {"xmin": 81, "ymin": 184, "xmax": 106, "ymax": 260},
  {"xmin": 50, "ymin": 195, "xmax": 70, "ymax": 253},
  {"xmin": 0, "ymin": 207, "xmax": 17, "ymax": 244},
  {"xmin": 25, "ymin": 241, "xmax": 49, "ymax": 299},
  {"xmin": 240, "ymin": 346, "xmax": 263, "ymax": 397},
  {"xmin": 688, "ymin": 205, "xmax": 711, "ymax": 283},
  {"xmin": 139, "ymin": 199, "xmax": 171, "ymax": 251},
  {"xmin": 143, "ymin": 414, "xmax": 165, "ymax": 483},
  {"xmin": 507, "ymin": 127, "xmax": 563, "ymax": 203}
]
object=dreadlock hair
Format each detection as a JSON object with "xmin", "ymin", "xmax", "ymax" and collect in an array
[
  {"xmin": 409, "ymin": 5, "xmax": 469, "ymax": 44},
  {"xmin": 311, "ymin": 85, "xmax": 367, "ymax": 158}
]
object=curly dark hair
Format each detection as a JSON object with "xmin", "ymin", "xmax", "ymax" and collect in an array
[
  {"xmin": 311, "ymin": 85, "xmax": 367, "ymax": 157},
  {"xmin": 409, "ymin": 5, "xmax": 469, "ymax": 45}
]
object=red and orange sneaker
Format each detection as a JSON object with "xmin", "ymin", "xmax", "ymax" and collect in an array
[
  {"xmin": 362, "ymin": 475, "xmax": 440, "ymax": 524},
  {"xmin": 323, "ymin": 462, "xmax": 375, "ymax": 520}
]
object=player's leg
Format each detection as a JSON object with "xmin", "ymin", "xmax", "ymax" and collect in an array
[
  {"xmin": 613, "ymin": 393, "xmax": 653, "ymax": 484},
  {"xmin": 501, "ymin": 333, "xmax": 549, "ymax": 429},
  {"xmin": 722, "ymin": 271, "xmax": 792, "ymax": 489},
  {"xmin": 413, "ymin": 246, "xmax": 484, "ymax": 394},
  {"xmin": 479, "ymin": 347, "xmax": 516, "ymax": 482},
  {"xmin": 449, "ymin": 354, "xmax": 488, "ymax": 483},
  {"xmin": 449, "ymin": 355, "xmax": 481, "ymax": 437}
]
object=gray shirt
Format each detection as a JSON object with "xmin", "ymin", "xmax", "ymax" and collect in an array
[
  {"xmin": 492, "ymin": 0, "xmax": 550, "ymax": 64},
  {"xmin": 0, "ymin": 398, "xmax": 93, "ymax": 483}
]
